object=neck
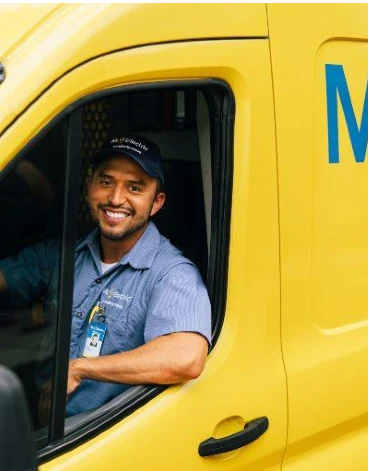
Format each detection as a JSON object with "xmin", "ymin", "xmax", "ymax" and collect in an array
[{"xmin": 99, "ymin": 223, "xmax": 148, "ymax": 263}]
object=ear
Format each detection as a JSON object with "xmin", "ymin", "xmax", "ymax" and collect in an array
[{"xmin": 150, "ymin": 192, "xmax": 166, "ymax": 217}]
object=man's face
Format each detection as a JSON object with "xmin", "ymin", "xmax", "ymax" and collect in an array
[{"xmin": 88, "ymin": 155, "xmax": 165, "ymax": 243}]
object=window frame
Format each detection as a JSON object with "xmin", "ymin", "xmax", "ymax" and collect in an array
[
  {"xmin": 1, "ymin": 79, "xmax": 234, "ymax": 462},
  {"xmin": 0, "ymin": 108, "xmax": 84, "ymax": 450},
  {"xmin": 48, "ymin": 109, "xmax": 84, "ymax": 443}
]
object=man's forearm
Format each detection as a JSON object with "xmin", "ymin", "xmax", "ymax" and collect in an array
[{"xmin": 68, "ymin": 332, "xmax": 208, "ymax": 395}]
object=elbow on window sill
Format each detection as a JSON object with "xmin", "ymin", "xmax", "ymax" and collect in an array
[{"xmin": 166, "ymin": 358, "xmax": 206, "ymax": 384}]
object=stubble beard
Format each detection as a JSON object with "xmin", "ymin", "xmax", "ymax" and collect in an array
[
  {"xmin": 89, "ymin": 203, "xmax": 152, "ymax": 242},
  {"xmin": 100, "ymin": 214, "xmax": 149, "ymax": 241}
]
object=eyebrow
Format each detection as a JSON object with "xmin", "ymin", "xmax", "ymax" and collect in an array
[
  {"xmin": 96, "ymin": 173, "xmax": 147, "ymax": 186},
  {"xmin": 97, "ymin": 172, "xmax": 114, "ymax": 179},
  {"xmin": 127, "ymin": 179, "xmax": 147, "ymax": 186}
]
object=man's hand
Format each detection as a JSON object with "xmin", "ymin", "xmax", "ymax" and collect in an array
[
  {"xmin": 67, "ymin": 359, "xmax": 83, "ymax": 396},
  {"xmin": 38, "ymin": 360, "xmax": 84, "ymax": 424}
]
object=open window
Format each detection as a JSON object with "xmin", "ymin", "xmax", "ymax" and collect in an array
[{"xmin": 0, "ymin": 81, "xmax": 233, "ymax": 458}]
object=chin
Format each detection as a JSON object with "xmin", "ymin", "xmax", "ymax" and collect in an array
[
  {"xmin": 96, "ymin": 214, "xmax": 149, "ymax": 242},
  {"xmin": 100, "ymin": 223, "xmax": 143, "ymax": 241},
  {"xmin": 102, "ymin": 231, "xmax": 127, "ymax": 241}
]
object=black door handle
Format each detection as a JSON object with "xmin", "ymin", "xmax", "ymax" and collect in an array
[{"xmin": 198, "ymin": 416, "xmax": 269, "ymax": 457}]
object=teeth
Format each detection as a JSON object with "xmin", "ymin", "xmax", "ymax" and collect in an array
[{"xmin": 105, "ymin": 210, "xmax": 128, "ymax": 220}]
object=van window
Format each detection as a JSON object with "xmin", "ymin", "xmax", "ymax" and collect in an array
[{"xmin": 0, "ymin": 82, "xmax": 233, "ymax": 456}]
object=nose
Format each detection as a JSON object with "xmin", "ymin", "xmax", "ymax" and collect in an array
[{"xmin": 108, "ymin": 185, "xmax": 127, "ymax": 207}]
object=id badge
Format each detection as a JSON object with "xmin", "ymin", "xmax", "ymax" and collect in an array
[{"xmin": 83, "ymin": 321, "xmax": 107, "ymax": 358}]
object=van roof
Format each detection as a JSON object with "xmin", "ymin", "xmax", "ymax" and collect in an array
[
  {"xmin": 0, "ymin": 4, "xmax": 267, "ymax": 62},
  {"xmin": 0, "ymin": 4, "xmax": 267, "ymax": 134},
  {"xmin": 0, "ymin": 4, "xmax": 62, "ymax": 60}
]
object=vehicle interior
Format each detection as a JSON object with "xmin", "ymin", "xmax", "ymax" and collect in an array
[{"xmin": 76, "ymin": 89, "xmax": 211, "ymax": 280}]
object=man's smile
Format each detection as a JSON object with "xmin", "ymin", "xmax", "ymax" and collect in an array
[
  {"xmin": 97, "ymin": 203, "xmax": 133, "ymax": 224},
  {"xmin": 103, "ymin": 209, "xmax": 130, "ymax": 221}
]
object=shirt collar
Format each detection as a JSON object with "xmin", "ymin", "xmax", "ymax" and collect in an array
[
  {"xmin": 76, "ymin": 228, "xmax": 99, "ymax": 253},
  {"xmin": 76, "ymin": 222, "xmax": 161, "ymax": 270},
  {"xmin": 121, "ymin": 221, "xmax": 161, "ymax": 269}
]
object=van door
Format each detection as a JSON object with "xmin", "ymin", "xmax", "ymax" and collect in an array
[
  {"xmin": 0, "ymin": 39, "xmax": 286, "ymax": 470},
  {"xmin": 268, "ymin": 4, "xmax": 368, "ymax": 470}
]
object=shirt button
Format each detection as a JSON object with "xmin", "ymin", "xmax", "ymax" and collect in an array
[
  {"xmin": 96, "ymin": 278, "xmax": 102, "ymax": 284},
  {"xmin": 76, "ymin": 312, "xmax": 82, "ymax": 318}
]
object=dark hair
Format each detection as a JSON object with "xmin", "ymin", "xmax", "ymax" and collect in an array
[{"xmin": 155, "ymin": 178, "xmax": 164, "ymax": 195}]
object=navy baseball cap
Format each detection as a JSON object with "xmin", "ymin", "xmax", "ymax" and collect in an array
[{"xmin": 91, "ymin": 134, "xmax": 165, "ymax": 186}]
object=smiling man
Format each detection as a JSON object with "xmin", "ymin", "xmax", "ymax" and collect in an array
[
  {"xmin": 0, "ymin": 134, "xmax": 211, "ymax": 418},
  {"xmin": 63, "ymin": 134, "xmax": 211, "ymax": 416}
]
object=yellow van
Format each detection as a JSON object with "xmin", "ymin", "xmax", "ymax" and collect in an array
[{"xmin": 0, "ymin": 4, "xmax": 367, "ymax": 470}]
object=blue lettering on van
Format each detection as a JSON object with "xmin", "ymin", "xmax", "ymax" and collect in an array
[{"xmin": 326, "ymin": 64, "xmax": 368, "ymax": 163}]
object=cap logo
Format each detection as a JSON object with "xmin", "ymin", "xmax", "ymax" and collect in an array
[
  {"xmin": 92, "ymin": 134, "xmax": 164, "ymax": 185},
  {"xmin": 110, "ymin": 137, "xmax": 149, "ymax": 152}
]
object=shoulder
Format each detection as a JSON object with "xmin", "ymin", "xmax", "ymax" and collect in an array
[
  {"xmin": 153, "ymin": 233, "xmax": 194, "ymax": 271},
  {"xmin": 150, "ymin": 234, "xmax": 205, "ymax": 288}
]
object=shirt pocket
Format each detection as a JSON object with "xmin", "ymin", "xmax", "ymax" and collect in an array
[{"xmin": 100, "ymin": 307, "xmax": 129, "ymax": 355}]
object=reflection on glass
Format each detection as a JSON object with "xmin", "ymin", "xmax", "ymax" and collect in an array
[{"xmin": 0, "ymin": 120, "xmax": 67, "ymax": 433}]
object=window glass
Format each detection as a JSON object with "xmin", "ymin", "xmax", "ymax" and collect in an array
[{"xmin": 0, "ymin": 119, "xmax": 68, "ymax": 434}]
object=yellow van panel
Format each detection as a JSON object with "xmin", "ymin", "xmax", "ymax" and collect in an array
[
  {"xmin": 268, "ymin": 4, "xmax": 368, "ymax": 470},
  {"xmin": 0, "ymin": 4, "xmax": 61, "ymax": 59},
  {"xmin": 0, "ymin": 4, "xmax": 267, "ymax": 135}
]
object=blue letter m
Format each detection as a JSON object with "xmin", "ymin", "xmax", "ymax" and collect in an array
[{"xmin": 326, "ymin": 64, "xmax": 368, "ymax": 163}]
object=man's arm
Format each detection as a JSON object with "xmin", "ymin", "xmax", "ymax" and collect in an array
[
  {"xmin": 0, "ymin": 239, "xmax": 60, "ymax": 306},
  {"xmin": 67, "ymin": 332, "xmax": 208, "ymax": 396}
]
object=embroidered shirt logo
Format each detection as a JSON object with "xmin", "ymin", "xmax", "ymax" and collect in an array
[{"xmin": 103, "ymin": 288, "xmax": 132, "ymax": 304}]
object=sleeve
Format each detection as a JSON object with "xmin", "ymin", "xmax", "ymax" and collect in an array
[
  {"xmin": 0, "ymin": 239, "xmax": 60, "ymax": 307},
  {"xmin": 144, "ymin": 262, "xmax": 212, "ymax": 346}
]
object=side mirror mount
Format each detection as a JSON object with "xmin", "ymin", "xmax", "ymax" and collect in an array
[{"xmin": 0, "ymin": 365, "xmax": 37, "ymax": 470}]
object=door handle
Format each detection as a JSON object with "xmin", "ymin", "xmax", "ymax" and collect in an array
[{"xmin": 198, "ymin": 416, "xmax": 269, "ymax": 457}]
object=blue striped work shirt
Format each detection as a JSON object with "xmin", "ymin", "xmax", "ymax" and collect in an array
[
  {"xmin": 69, "ymin": 221, "xmax": 211, "ymax": 415},
  {"xmin": 0, "ymin": 222, "xmax": 211, "ymax": 417}
]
